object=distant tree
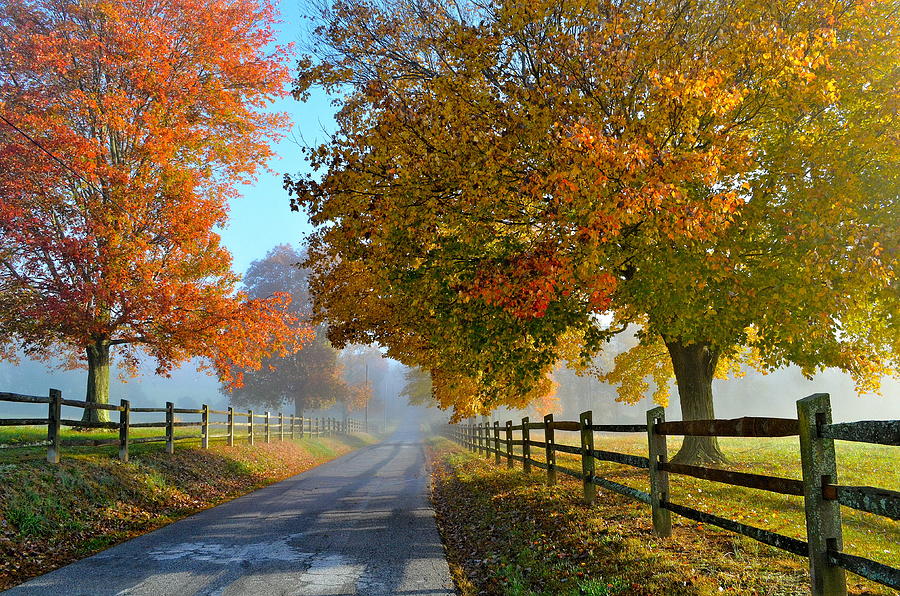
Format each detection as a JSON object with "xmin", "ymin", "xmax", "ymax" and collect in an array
[
  {"xmin": 400, "ymin": 367, "xmax": 433, "ymax": 407},
  {"xmin": 0, "ymin": 0, "xmax": 302, "ymax": 422},
  {"xmin": 226, "ymin": 245, "xmax": 355, "ymax": 415}
]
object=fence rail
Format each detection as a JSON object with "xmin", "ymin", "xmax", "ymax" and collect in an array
[
  {"xmin": 447, "ymin": 393, "xmax": 899, "ymax": 595},
  {"xmin": 0, "ymin": 388, "xmax": 365, "ymax": 463}
]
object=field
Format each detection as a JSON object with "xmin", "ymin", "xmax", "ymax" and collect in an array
[{"xmin": 429, "ymin": 432, "xmax": 898, "ymax": 596}]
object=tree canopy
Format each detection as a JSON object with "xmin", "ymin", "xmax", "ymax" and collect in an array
[
  {"xmin": 289, "ymin": 0, "xmax": 898, "ymax": 460},
  {"xmin": 0, "ymin": 0, "xmax": 305, "ymax": 420}
]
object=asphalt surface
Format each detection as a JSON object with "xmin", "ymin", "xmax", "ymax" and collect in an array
[{"xmin": 5, "ymin": 420, "xmax": 455, "ymax": 596}]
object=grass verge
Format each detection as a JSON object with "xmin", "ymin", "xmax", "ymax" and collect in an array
[
  {"xmin": 0, "ymin": 432, "xmax": 379, "ymax": 590},
  {"xmin": 428, "ymin": 436, "xmax": 896, "ymax": 596}
]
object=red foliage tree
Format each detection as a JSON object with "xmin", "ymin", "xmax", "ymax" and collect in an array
[{"xmin": 0, "ymin": 0, "xmax": 307, "ymax": 421}]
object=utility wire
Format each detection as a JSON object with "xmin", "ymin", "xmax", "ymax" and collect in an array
[{"xmin": 0, "ymin": 112, "xmax": 102, "ymax": 195}]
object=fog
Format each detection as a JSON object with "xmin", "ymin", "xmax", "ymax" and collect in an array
[
  {"xmin": 0, "ymin": 348, "xmax": 427, "ymax": 430},
  {"xmin": 494, "ymin": 365, "xmax": 900, "ymax": 426},
  {"xmin": 1, "ymin": 347, "xmax": 896, "ymax": 427}
]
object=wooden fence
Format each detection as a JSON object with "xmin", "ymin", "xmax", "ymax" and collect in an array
[
  {"xmin": 448, "ymin": 393, "xmax": 899, "ymax": 595},
  {"xmin": 0, "ymin": 389, "xmax": 363, "ymax": 463}
]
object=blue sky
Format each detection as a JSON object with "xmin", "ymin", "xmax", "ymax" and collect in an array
[{"xmin": 219, "ymin": 2, "xmax": 338, "ymax": 275}]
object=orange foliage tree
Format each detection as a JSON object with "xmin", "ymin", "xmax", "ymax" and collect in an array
[
  {"xmin": 290, "ymin": 0, "xmax": 898, "ymax": 461},
  {"xmin": 0, "ymin": 0, "xmax": 306, "ymax": 422}
]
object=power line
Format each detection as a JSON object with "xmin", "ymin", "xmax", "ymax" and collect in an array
[{"xmin": 0, "ymin": 112, "xmax": 102, "ymax": 194}]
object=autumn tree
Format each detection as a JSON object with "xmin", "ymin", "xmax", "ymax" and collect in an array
[
  {"xmin": 0, "ymin": 0, "xmax": 306, "ymax": 422},
  {"xmin": 226, "ymin": 245, "xmax": 353, "ymax": 415},
  {"xmin": 290, "ymin": 0, "xmax": 898, "ymax": 461}
]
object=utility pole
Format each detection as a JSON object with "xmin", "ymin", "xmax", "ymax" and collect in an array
[{"xmin": 364, "ymin": 363, "xmax": 368, "ymax": 432}]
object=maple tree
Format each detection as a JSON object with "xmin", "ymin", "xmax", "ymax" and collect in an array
[
  {"xmin": 290, "ymin": 0, "xmax": 898, "ymax": 462},
  {"xmin": 226, "ymin": 245, "xmax": 356, "ymax": 415},
  {"xmin": 0, "ymin": 0, "xmax": 306, "ymax": 422}
]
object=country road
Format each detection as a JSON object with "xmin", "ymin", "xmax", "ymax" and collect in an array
[{"xmin": 4, "ymin": 420, "xmax": 455, "ymax": 596}]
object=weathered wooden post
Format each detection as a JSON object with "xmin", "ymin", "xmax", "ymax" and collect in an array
[
  {"xmin": 315, "ymin": 417, "xmax": 319, "ymax": 437},
  {"xmin": 493, "ymin": 421, "xmax": 501, "ymax": 464},
  {"xmin": 290, "ymin": 415, "xmax": 296, "ymax": 439},
  {"xmin": 166, "ymin": 401, "xmax": 175, "ymax": 453},
  {"xmin": 201, "ymin": 404, "xmax": 209, "ymax": 449},
  {"xmin": 264, "ymin": 411, "xmax": 270, "ymax": 443},
  {"xmin": 47, "ymin": 388, "xmax": 62, "ymax": 464},
  {"xmin": 647, "ymin": 406, "xmax": 671, "ymax": 537},
  {"xmin": 505, "ymin": 420, "xmax": 514, "ymax": 468},
  {"xmin": 279, "ymin": 412, "xmax": 284, "ymax": 441},
  {"xmin": 580, "ymin": 411, "xmax": 596, "ymax": 504},
  {"xmin": 798, "ymin": 393, "xmax": 847, "ymax": 596},
  {"xmin": 165, "ymin": 401, "xmax": 175, "ymax": 454},
  {"xmin": 544, "ymin": 413, "xmax": 557, "ymax": 486},
  {"xmin": 227, "ymin": 407, "xmax": 234, "ymax": 446},
  {"xmin": 521, "ymin": 417, "xmax": 531, "ymax": 473},
  {"xmin": 248, "ymin": 409, "xmax": 255, "ymax": 445},
  {"xmin": 299, "ymin": 416, "xmax": 305, "ymax": 439},
  {"xmin": 119, "ymin": 399, "xmax": 130, "ymax": 462}
]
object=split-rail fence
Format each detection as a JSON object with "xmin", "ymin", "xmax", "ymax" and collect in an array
[
  {"xmin": 0, "ymin": 389, "xmax": 363, "ymax": 462},
  {"xmin": 448, "ymin": 393, "xmax": 899, "ymax": 595}
]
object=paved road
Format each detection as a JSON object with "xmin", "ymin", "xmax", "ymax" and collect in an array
[{"xmin": 5, "ymin": 420, "xmax": 455, "ymax": 596}]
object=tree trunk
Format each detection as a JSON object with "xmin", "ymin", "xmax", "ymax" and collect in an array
[
  {"xmin": 82, "ymin": 340, "xmax": 112, "ymax": 424},
  {"xmin": 665, "ymin": 339, "xmax": 727, "ymax": 464}
]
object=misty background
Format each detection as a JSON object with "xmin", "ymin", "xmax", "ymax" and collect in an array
[{"xmin": 1, "ymin": 243, "xmax": 897, "ymax": 426}]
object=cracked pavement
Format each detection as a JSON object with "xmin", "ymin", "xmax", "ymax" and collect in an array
[{"xmin": 4, "ymin": 418, "xmax": 455, "ymax": 595}]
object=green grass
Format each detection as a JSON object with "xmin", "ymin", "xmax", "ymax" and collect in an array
[
  {"xmin": 0, "ymin": 423, "xmax": 338, "ymax": 464},
  {"xmin": 551, "ymin": 433, "xmax": 899, "ymax": 572},
  {"xmin": 433, "ymin": 434, "xmax": 898, "ymax": 595}
]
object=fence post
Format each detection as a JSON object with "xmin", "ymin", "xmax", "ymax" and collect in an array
[
  {"xmin": 279, "ymin": 413, "xmax": 284, "ymax": 441},
  {"xmin": 647, "ymin": 406, "xmax": 671, "ymax": 537},
  {"xmin": 47, "ymin": 388, "xmax": 62, "ymax": 464},
  {"xmin": 798, "ymin": 393, "xmax": 847, "ymax": 596},
  {"xmin": 544, "ymin": 413, "xmax": 557, "ymax": 486},
  {"xmin": 201, "ymin": 404, "xmax": 209, "ymax": 449},
  {"xmin": 300, "ymin": 416, "xmax": 305, "ymax": 439},
  {"xmin": 264, "ymin": 411, "xmax": 270, "ymax": 443},
  {"xmin": 119, "ymin": 399, "xmax": 130, "ymax": 462},
  {"xmin": 315, "ymin": 417, "xmax": 319, "ymax": 437},
  {"xmin": 165, "ymin": 401, "xmax": 174, "ymax": 454},
  {"xmin": 521, "ymin": 417, "xmax": 531, "ymax": 473},
  {"xmin": 248, "ymin": 409, "xmax": 254, "ymax": 445},
  {"xmin": 290, "ymin": 415, "xmax": 296, "ymax": 440},
  {"xmin": 505, "ymin": 420, "xmax": 514, "ymax": 468},
  {"xmin": 227, "ymin": 407, "xmax": 234, "ymax": 446},
  {"xmin": 580, "ymin": 410, "xmax": 595, "ymax": 504},
  {"xmin": 493, "ymin": 421, "xmax": 501, "ymax": 464}
]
